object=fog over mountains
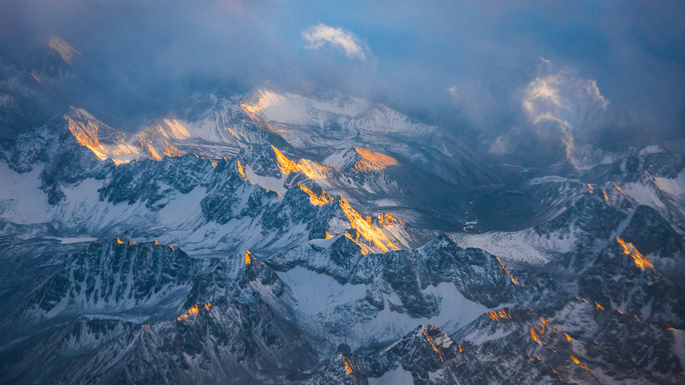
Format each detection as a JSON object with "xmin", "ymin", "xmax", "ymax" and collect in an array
[{"xmin": 1, "ymin": 2, "xmax": 685, "ymax": 384}]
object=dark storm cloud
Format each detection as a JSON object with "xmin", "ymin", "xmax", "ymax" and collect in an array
[{"xmin": 1, "ymin": 0, "xmax": 683, "ymax": 154}]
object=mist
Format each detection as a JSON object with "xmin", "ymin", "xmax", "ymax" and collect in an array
[{"xmin": 1, "ymin": 0, "xmax": 684, "ymax": 161}]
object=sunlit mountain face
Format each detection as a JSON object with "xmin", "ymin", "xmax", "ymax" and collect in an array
[{"xmin": 1, "ymin": 3, "xmax": 685, "ymax": 384}]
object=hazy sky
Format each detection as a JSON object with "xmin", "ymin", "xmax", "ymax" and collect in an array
[{"xmin": 2, "ymin": 0, "xmax": 684, "ymax": 156}]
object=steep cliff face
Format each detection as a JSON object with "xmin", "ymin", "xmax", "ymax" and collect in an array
[{"xmin": 0, "ymin": 239, "xmax": 320, "ymax": 385}]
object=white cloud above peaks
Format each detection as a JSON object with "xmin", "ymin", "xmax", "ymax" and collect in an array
[
  {"xmin": 522, "ymin": 65, "xmax": 610, "ymax": 168},
  {"xmin": 302, "ymin": 24, "xmax": 369, "ymax": 60}
]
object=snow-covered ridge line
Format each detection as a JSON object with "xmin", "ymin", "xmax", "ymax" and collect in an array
[{"xmin": 0, "ymin": 121, "xmax": 416, "ymax": 256}]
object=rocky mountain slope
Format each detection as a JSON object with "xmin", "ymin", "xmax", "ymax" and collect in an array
[{"xmin": 1, "ymin": 70, "xmax": 684, "ymax": 384}]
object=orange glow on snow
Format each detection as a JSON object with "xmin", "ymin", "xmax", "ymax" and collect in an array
[
  {"xmin": 353, "ymin": 148, "xmax": 399, "ymax": 171},
  {"xmin": 144, "ymin": 142, "xmax": 162, "ymax": 161},
  {"xmin": 422, "ymin": 326, "xmax": 444, "ymax": 362},
  {"xmin": 272, "ymin": 145, "xmax": 299, "ymax": 174},
  {"xmin": 530, "ymin": 324, "xmax": 540, "ymax": 345},
  {"xmin": 613, "ymin": 182, "xmax": 628, "ymax": 197},
  {"xmin": 377, "ymin": 213, "xmax": 405, "ymax": 227},
  {"xmin": 237, "ymin": 160, "xmax": 247, "ymax": 181},
  {"xmin": 241, "ymin": 90, "xmax": 281, "ymax": 113},
  {"xmin": 616, "ymin": 236, "xmax": 652, "ymax": 269},
  {"xmin": 339, "ymin": 196, "xmax": 399, "ymax": 253},
  {"xmin": 163, "ymin": 143, "xmax": 182, "ymax": 158},
  {"xmin": 48, "ymin": 37, "xmax": 80, "ymax": 64},
  {"xmin": 341, "ymin": 354, "xmax": 354, "ymax": 374},
  {"xmin": 177, "ymin": 304, "xmax": 199, "ymax": 321},
  {"xmin": 299, "ymin": 184, "xmax": 334, "ymax": 206},
  {"xmin": 488, "ymin": 307, "xmax": 513, "ymax": 321},
  {"xmin": 177, "ymin": 303, "xmax": 211, "ymax": 321},
  {"xmin": 271, "ymin": 146, "xmax": 333, "ymax": 179},
  {"xmin": 160, "ymin": 119, "xmax": 191, "ymax": 139},
  {"xmin": 570, "ymin": 354, "xmax": 590, "ymax": 371},
  {"xmin": 66, "ymin": 111, "xmax": 142, "ymax": 164}
]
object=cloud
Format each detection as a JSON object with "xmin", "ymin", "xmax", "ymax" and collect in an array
[
  {"xmin": 538, "ymin": 57, "xmax": 552, "ymax": 71},
  {"xmin": 47, "ymin": 37, "xmax": 80, "ymax": 65},
  {"xmin": 447, "ymin": 85, "xmax": 460, "ymax": 103},
  {"xmin": 302, "ymin": 24, "xmax": 368, "ymax": 60},
  {"xmin": 488, "ymin": 135, "xmax": 511, "ymax": 155},
  {"xmin": 583, "ymin": 80, "xmax": 608, "ymax": 109},
  {"xmin": 522, "ymin": 66, "xmax": 609, "ymax": 168},
  {"xmin": 1, "ymin": 0, "xmax": 682, "ymax": 150}
]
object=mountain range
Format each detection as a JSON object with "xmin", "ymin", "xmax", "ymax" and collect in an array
[{"xmin": 1, "ymin": 41, "xmax": 684, "ymax": 384}]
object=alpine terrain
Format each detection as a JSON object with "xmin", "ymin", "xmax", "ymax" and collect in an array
[{"xmin": 0, "ymin": 33, "xmax": 684, "ymax": 385}]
